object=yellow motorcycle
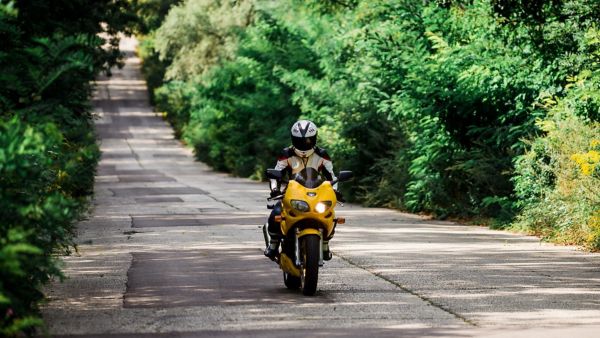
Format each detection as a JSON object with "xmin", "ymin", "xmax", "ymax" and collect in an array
[{"xmin": 263, "ymin": 167, "xmax": 353, "ymax": 295}]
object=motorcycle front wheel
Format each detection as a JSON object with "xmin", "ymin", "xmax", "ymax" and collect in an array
[{"xmin": 301, "ymin": 234, "xmax": 320, "ymax": 296}]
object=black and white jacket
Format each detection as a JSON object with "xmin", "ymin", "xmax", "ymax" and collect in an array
[{"xmin": 269, "ymin": 147, "xmax": 337, "ymax": 191}]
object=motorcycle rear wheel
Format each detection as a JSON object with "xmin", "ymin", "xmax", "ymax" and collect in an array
[
  {"xmin": 283, "ymin": 272, "xmax": 301, "ymax": 289},
  {"xmin": 301, "ymin": 234, "xmax": 320, "ymax": 296}
]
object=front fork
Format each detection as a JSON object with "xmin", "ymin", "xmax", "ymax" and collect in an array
[
  {"xmin": 262, "ymin": 223, "xmax": 269, "ymax": 248},
  {"xmin": 294, "ymin": 228, "xmax": 324, "ymax": 267},
  {"xmin": 264, "ymin": 224, "xmax": 324, "ymax": 267},
  {"xmin": 318, "ymin": 229, "xmax": 324, "ymax": 266}
]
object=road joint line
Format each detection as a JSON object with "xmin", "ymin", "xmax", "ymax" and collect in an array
[{"xmin": 334, "ymin": 253, "xmax": 478, "ymax": 327}]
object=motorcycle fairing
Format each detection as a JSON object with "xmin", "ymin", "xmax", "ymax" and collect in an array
[
  {"xmin": 280, "ymin": 253, "xmax": 301, "ymax": 277},
  {"xmin": 280, "ymin": 180, "xmax": 337, "ymax": 238}
]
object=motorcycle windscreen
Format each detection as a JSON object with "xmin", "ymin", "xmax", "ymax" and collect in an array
[{"xmin": 292, "ymin": 167, "xmax": 325, "ymax": 189}]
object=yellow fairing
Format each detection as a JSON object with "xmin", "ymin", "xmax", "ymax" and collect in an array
[
  {"xmin": 297, "ymin": 228, "xmax": 321, "ymax": 238},
  {"xmin": 280, "ymin": 253, "xmax": 301, "ymax": 277},
  {"xmin": 280, "ymin": 180, "xmax": 337, "ymax": 238}
]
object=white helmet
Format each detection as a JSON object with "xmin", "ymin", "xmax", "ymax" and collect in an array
[{"xmin": 291, "ymin": 120, "xmax": 317, "ymax": 157}]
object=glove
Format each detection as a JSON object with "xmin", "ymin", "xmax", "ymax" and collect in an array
[
  {"xmin": 270, "ymin": 189, "xmax": 282, "ymax": 198},
  {"xmin": 335, "ymin": 190, "xmax": 346, "ymax": 203}
]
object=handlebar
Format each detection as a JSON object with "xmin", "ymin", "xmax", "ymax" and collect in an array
[{"xmin": 267, "ymin": 194, "xmax": 284, "ymax": 201}]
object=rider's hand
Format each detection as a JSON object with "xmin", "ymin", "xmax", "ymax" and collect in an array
[
  {"xmin": 335, "ymin": 190, "xmax": 346, "ymax": 203},
  {"xmin": 270, "ymin": 189, "xmax": 281, "ymax": 198}
]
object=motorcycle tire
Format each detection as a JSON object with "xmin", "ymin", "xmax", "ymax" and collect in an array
[
  {"xmin": 301, "ymin": 234, "xmax": 320, "ymax": 296},
  {"xmin": 283, "ymin": 272, "xmax": 301, "ymax": 289}
]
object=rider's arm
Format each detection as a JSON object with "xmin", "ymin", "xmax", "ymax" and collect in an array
[
  {"xmin": 322, "ymin": 158, "xmax": 338, "ymax": 191},
  {"xmin": 270, "ymin": 148, "xmax": 292, "ymax": 192},
  {"xmin": 316, "ymin": 148, "xmax": 338, "ymax": 190}
]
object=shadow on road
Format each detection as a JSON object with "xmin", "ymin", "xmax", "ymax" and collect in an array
[{"xmin": 124, "ymin": 248, "xmax": 333, "ymax": 308}]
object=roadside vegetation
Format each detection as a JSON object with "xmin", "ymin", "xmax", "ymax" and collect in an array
[
  {"xmin": 0, "ymin": 1, "xmax": 135, "ymax": 335},
  {"xmin": 137, "ymin": 0, "xmax": 599, "ymax": 250}
]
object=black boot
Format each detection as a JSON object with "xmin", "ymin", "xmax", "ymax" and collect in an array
[{"xmin": 264, "ymin": 238, "xmax": 280, "ymax": 260}]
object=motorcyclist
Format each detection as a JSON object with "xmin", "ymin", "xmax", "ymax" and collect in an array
[{"xmin": 264, "ymin": 120, "xmax": 343, "ymax": 261}]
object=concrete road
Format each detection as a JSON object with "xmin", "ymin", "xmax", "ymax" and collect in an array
[{"xmin": 41, "ymin": 38, "xmax": 600, "ymax": 337}]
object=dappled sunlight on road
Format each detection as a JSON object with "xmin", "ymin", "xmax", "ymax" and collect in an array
[{"xmin": 331, "ymin": 215, "xmax": 600, "ymax": 327}]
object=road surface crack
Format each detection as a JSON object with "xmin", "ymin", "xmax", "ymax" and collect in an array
[
  {"xmin": 125, "ymin": 138, "xmax": 143, "ymax": 168},
  {"xmin": 336, "ymin": 253, "xmax": 478, "ymax": 327},
  {"xmin": 204, "ymin": 193, "xmax": 242, "ymax": 211}
]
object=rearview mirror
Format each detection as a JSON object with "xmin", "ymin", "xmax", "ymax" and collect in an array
[
  {"xmin": 337, "ymin": 170, "xmax": 354, "ymax": 183},
  {"xmin": 266, "ymin": 169, "xmax": 283, "ymax": 180}
]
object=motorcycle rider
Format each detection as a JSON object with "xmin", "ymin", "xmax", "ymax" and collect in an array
[{"xmin": 264, "ymin": 120, "xmax": 343, "ymax": 261}]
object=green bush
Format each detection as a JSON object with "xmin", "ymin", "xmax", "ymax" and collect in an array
[
  {"xmin": 0, "ymin": 119, "xmax": 75, "ymax": 336},
  {"xmin": 513, "ymin": 115, "xmax": 600, "ymax": 250},
  {"xmin": 270, "ymin": 1, "xmax": 548, "ymax": 217},
  {"xmin": 134, "ymin": 0, "xmax": 183, "ymax": 103},
  {"xmin": 183, "ymin": 13, "xmax": 320, "ymax": 177},
  {"xmin": 512, "ymin": 64, "xmax": 600, "ymax": 250},
  {"xmin": 140, "ymin": 0, "xmax": 600, "ymax": 246},
  {"xmin": 138, "ymin": 36, "xmax": 169, "ymax": 104},
  {"xmin": 155, "ymin": 81, "xmax": 196, "ymax": 138},
  {"xmin": 0, "ymin": 0, "xmax": 131, "ymax": 335}
]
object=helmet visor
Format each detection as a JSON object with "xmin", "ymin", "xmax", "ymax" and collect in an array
[{"xmin": 292, "ymin": 135, "xmax": 316, "ymax": 151}]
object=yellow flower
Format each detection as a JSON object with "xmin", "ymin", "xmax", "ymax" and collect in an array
[
  {"xmin": 587, "ymin": 212, "xmax": 600, "ymax": 246},
  {"xmin": 591, "ymin": 139, "xmax": 600, "ymax": 149},
  {"xmin": 589, "ymin": 150, "xmax": 600, "ymax": 163},
  {"xmin": 571, "ymin": 151, "xmax": 600, "ymax": 176}
]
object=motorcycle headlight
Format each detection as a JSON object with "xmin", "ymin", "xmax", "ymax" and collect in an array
[
  {"xmin": 291, "ymin": 200, "xmax": 310, "ymax": 212},
  {"xmin": 315, "ymin": 201, "xmax": 333, "ymax": 213}
]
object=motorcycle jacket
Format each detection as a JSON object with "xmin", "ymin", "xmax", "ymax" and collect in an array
[{"xmin": 270, "ymin": 147, "xmax": 338, "ymax": 192}]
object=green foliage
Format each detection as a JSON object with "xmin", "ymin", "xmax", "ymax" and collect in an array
[
  {"xmin": 154, "ymin": 0, "xmax": 254, "ymax": 80},
  {"xmin": 182, "ymin": 11, "xmax": 320, "ymax": 177},
  {"xmin": 384, "ymin": 3, "xmax": 547, "ymax": 217},
  {"xmin": 140, "ymin": 0, "xmax": 600, "ymax": 245},
  {"xmin": 132, "ymin": 0, "xmax": 183, "ymax": 102},
  {"xmin": 130, "ymin": 0, "xmax": 183, "ymax": 34},
  {"xmin": 14, "ymin": 0, "xmax": 140, "ymax": 72},
  {"xmin": 512, "ymin": 54, "xmax": 600, "ymax": 249},
  {"xmin": 513, "ymin": 115, "xmax": 600, "ymax": 250},
  {"xmin": 0, "ymin": 0, "xmax": 131, "ymax": 334},
  {"xmin": 155, "ymin": 81, "xmax": 195, "ymax": 138},
  {"xmin": 138, "ymin": 35, "xmax": 168, "ymax": 103},
  {"xmin": 0, "ymin": 119, "xmax": 75, "ymax": 336},
  {"xmin": 136, "ymin": 0, "xmax": 250, "ymax": 101}
]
